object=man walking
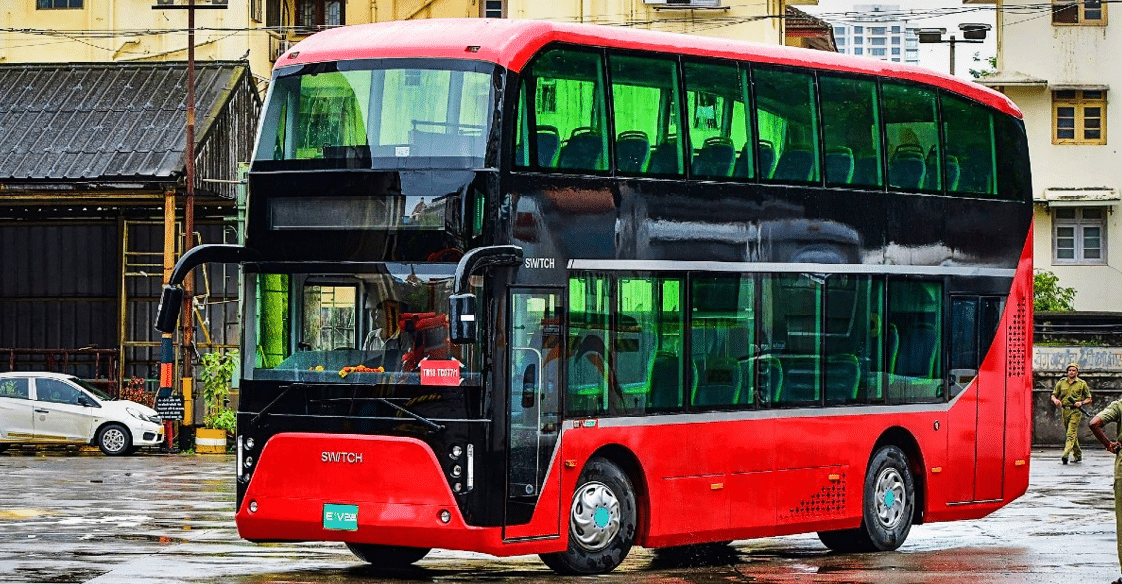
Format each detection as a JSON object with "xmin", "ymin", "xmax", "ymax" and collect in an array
[
  {"xmin": 1052, "ymin": 362, "xmax": 1092, "ymax": 464},
  {"xmin": 1089, "ymin": 400, "xmax": 1122, "ymax": 584}
]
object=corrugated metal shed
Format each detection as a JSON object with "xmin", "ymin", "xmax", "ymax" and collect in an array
[{"xmin": 0, "ymin": 61, "xmax": 258, "ymax": 197}]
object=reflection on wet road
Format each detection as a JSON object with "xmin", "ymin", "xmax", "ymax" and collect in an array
[{"xmin": 0, "ymin": 448, "xmax": 1115, "ymax": 583}]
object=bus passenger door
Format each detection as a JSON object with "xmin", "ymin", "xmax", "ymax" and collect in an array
[{"xmin": 504, "ymin": 289, "xmax": 562, "ymax": 539}]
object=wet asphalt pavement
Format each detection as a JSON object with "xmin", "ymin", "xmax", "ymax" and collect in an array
[{"xmin": 0, "ymin": 447, "xmax": 1118, "ymax": 584}]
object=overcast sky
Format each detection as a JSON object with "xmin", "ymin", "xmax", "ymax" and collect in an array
[{"xmin": 799, "ymin": 0, "xmax": 998, "ymax": 78}]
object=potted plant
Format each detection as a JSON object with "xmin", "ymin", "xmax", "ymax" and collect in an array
[{"xmin": 197, "ymin": 349, "xmax": 238, "ymax": 453}]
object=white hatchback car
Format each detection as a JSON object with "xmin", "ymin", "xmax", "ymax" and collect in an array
[{"xmin": 0, "ymin": 372, "xmax": 164, "ymax": 456}]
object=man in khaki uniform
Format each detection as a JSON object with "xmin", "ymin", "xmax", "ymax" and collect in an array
[
  {"xmin": 1090, "ymin": 400, "xmax": 1122, "ymax": 584},
  {"xmin": 1053, "ymin": 362, "xmax": 1092, "ymax": 464}
]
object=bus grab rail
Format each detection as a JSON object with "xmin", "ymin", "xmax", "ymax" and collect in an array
[
  {"xmin": 450, "ymin": 245, "xmax": 523, "ymax": 344},
  {"xmin": 155, "ymin": 244, "xmax": 261, "ymax": 334}
]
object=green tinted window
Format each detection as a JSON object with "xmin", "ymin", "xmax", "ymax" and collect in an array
[
  {"xmin": 886, "ymin": 280, "xmax": 943, "ymax": 403},
  {"xmin": 754, "ymin": 67, "xmax": 820, "ymax": 184},
  {"xmin": 568, "ymin": 274, "xmax": 611, "ymax": 416},
  {"xmin": 684, "ymin": 61, "xmax": 753, "ymax": 179},
  {"xmin": 611, "ymin": 53, "xmax": 682, "ymax": 176},
  {"xmin": 617, "ymin": 275, "xmax": 685, "ymax": 413},
  {"xmin": 824, "ymin": 276, "xmax": 883, "ymax": 405},
  {"xmin": 690, "ymin": 276, "xmax": 755, "ymax": 408},
  {"xmin": 883, "ymin": 82, "xmax": 940, "ymax": 191},
  {"xmin": 942, "ymin": 94, "xmax": 998, "ymax": 196},
  {"xmin": 820, "ymin": 76, "xmax": 882, "ymax": 188},
  {"xmin": 516, "ymin": 48, "xmax": 608, "ymax": 172},
  {"xmin": 761, "ymin": 274, "xmax": 823, "ymax": 406}
]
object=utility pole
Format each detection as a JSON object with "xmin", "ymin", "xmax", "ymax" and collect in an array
[{"xmin": 153, "ymin": 0, "xmax": 226, "ymax": 452}]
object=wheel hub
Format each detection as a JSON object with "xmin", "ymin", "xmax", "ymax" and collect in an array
[{"xmin": 570, "ymin": 481, "xmax": 620, "ymax": 551}]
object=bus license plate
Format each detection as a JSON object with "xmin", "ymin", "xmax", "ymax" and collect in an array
[{"xmin": 323, "ymin": 504, "xmax": 359, "ymax": 531}]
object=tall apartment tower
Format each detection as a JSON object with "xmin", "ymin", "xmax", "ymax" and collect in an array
[{"xmin": 829, "ymin": 4, "xmax": 918, "ymax": 64}]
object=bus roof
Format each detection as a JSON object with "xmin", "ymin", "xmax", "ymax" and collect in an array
[{"xmin": 279, "ymin": 18, "xmax": 1020, "ymax": 118}]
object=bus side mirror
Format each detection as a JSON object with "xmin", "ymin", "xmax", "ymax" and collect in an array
[
  {"xmin": 449, "ymin": 293, "xmax": 477, "ymax": 344},
  {"xmin": 155, "ymin": 285, "xmax": 184, "ymax": 334}
]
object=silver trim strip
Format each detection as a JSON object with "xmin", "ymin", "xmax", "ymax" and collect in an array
[
  {"xmin": 567, "ymin": 259, "xmax": 1016, "ymax": 278},
  {"xmin": 590, "ymin": 402, "xmax": 950, "ymax": 428}
]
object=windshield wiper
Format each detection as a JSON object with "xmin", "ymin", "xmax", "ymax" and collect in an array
[
  {"xmin": 375, "ymin": 398, "xmax": 446, "ymax": 434},
  {"xmin": 249, "ymin": 383, "xmax": 299, "ymax": 427}
]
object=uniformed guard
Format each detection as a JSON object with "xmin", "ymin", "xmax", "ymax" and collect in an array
[
  {"xmin": 1090, "ymin": 400, "xmax": 1122, "ymax": 584},
  {"xmin": 1052, "ymin": 362, "xmax": 1092, "ymax": 464}
]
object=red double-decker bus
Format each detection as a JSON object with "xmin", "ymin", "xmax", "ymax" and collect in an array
[{"xmin": 157, "ymin": 18, "xmax": 1033, "ymax": 575}]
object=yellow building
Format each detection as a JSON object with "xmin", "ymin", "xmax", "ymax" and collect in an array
[{"xmin": 3, "ymin": 0, "xmax": 820, "ymax": 81}]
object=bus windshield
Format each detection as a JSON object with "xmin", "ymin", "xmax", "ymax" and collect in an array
[
  {"xmin": 246, "ymin": 263, "xmax": 480, "ymax": 386},
  {"xmin": 255, "ymin": 60, "xmax": 499, "ymax": 170}
]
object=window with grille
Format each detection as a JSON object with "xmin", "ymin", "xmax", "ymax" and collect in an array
[
  {"xmin": 1053, "ymin": 0, "xmax": 1105, "ymax": 24},
  {"xmin": 1053, "ymin": 207, "xmax": 1107, "ymax": 265},
  {"xmin": 36, "ymin": 0, "xmax": 82, "ymax": 8},
  {"xmin": 295, "ymin": 0, "xmax": 343, "ymax": 30},
  {"xmin": 482, "ymin": 0, "xmax": 504, "ymax": 17},
  {"xmin": 1053, "ymin": 89, "xmax": 1107, "ymax": 145}
]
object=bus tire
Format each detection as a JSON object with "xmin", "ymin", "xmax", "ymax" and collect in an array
[
  {"xmin": 345, "ymin": 543, "xmax": 430, "ymax": 567},
  {"xmin": 540, "ymin": 456, "xmax": 637, "ymax": 575},
  {"xmin": 819, "ymin": 445, "xmax": 915, "ymax": 552}
]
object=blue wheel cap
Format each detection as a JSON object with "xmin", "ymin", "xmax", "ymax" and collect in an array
[{"xmin": 594, "ymin": 507, "xmax": 610, "ymax": 528}]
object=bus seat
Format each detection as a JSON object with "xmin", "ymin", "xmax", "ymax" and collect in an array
[
  {"xmin": 886, "ymin": 322, "xmax": 900, "ymax": 375},
  {"xmin": 889, "ymin": 144, "xmax": 926, "ymax": 189},
  {"xmin": 536, "ymin": 126, "xmax": 561, "ymax": 167},
  {"xmin": 772, "ymin": 148, "xmax": 815, "ymax": 182},
  {"xmin": 692, "ymin": 355, "xmax": 740, "ymax": 407},
  {"xmin": 945, "ymin": 155, "xmax": 961, "ymax": 190},
  {"xmin": 756, "ymin": 354, "xmax": 783, "ymax": 405},
  {"xmin": 895, "ymin": 322, "xmax": 938, "ymax": 378},
  {"xmin": 616, "ymin": 130, "xmax": 651, "ymax": 173},
  {"xmin": 758, "ymin": 141, "xmax": 776, "ymax": 178},
  {"xmin": 692, "ymin": 137, "xmax": 736, "ymax": 178},
  {"xmin": 646, "ymin": 351, "xmax": 683, "ymax": 409},
  {"xmin": 557, "ymin": 128, "xmax": 605, "ymax": 171},
  {"xmin": 923, "ymin": 148, "xmax": 940, "ymax": 190},
  {"xmin": 827, "ymin": 353, "xmax": 861, "ymax": 401},
  {"xmin": 569, "ymin": 333, "xmax": 608, "ymax": 410},
  {"xmin": 776, "ymin": 355, "xmax": 819, "ymax": 404},
  {"xmin": 647, "ymin": 138, "xmax": 681, "ymax": 175},
  {"xmin": 853, "ymin": 155, "xmax": 879, "ymax": 185},
  {"xmin": 825, "ymin": 147, "xmax": 854, "ymax": 184}
]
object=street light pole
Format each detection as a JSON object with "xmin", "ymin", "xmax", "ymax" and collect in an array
[
  {"xmin": 152, "ymin": 0, "xmax": 226, "ymax": 451},
  {"xmin": 915, "ymin": 23, "xmax": 990, "ymax": 76}
]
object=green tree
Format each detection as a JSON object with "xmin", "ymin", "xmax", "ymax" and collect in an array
[
  {"xmin": 200, "ymin": 349, "xmax": 239, "ymax": 432},
  {"xmin": 1034, "ymin": 270, "xmax": 1076, "ymax": 312}
]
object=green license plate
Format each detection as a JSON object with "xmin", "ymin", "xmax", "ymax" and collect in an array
[{"xmin": 323, "ymin": 504, "xmax": 359, "ymax": 531}]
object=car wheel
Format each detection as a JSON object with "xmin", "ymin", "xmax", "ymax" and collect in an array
[
  {"xmin": 345, "ymin": 543, "xmax": 430, "ymax": 567},
  {"xmin": 97, "ymin": 423, "xmax": 133, "ymax": 456},
  {"xmin": 819, "ymin": 445, "xmax": 914, "ymax": 553},
  {"xmin": 539, "ymin": 456, "xmax": 637, "ymax": 575}
]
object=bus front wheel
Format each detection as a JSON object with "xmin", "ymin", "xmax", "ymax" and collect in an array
[
  {"xmin": 345, "ymin": 543, "xmax": 430, "ymax": 567},
  {"xmin": 540, "ymin": 456, "xmax": 637, "ymax": 575},
  {"xmin": 818, "ymin": 445, "xmax": 915, "ymax": 553}
]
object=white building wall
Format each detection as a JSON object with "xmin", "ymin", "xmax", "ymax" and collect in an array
[{"xmin": 994, "ymin": 0, "xmax": 1122, "ymax": 312}]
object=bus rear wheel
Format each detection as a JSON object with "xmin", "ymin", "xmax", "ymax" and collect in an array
[
  {"xmin": 345, "ymin": 543, "xmax": 430, "ymax": 567},
  {"xmin": 818, "ymin": 445, "xmax": 915, "ymax": 553},
  {"xmin": 540, "ymin": 457, "xmax": 637, "ymax": 575}
]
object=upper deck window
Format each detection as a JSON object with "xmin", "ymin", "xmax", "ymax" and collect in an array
[
  {"xmin": 514, "ymin": 48, "xmax": 609, "ymax": 173},
  {"xmin": 256, "ymin": 60, "xmax": 498, "ymax": 170}
]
